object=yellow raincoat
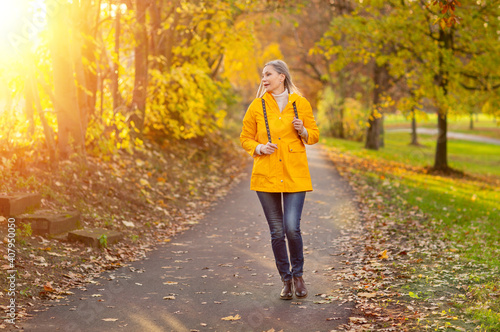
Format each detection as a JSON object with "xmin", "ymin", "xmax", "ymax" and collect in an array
[{"xmin": 240, "ymin": 92, "xmax": 320, "ymax": 192}]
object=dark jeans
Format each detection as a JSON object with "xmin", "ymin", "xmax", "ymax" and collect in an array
[{"xmin": 256, "ymin": 191, "xmax": 306, "ymax": 281}]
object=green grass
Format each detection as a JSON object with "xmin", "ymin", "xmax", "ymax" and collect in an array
[
  {"xmin": 323, "ymin": 133, "xmax": 500, "ymax": 264},
  {"xmin": 331, "ymin": 132, "xmax": 500, "ymax": 177},
  {"xmin": 322, "ymin": 132, "xmax": 500, "ymax": 330},
  {"xmin": 466, "ymin": 282, "xmax": 500, "ymax": 330},
  {"xmin": 385, "ymin": 113, "xmax": 500, "ymax": 139}
]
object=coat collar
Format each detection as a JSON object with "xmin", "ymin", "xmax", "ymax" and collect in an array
[{"xmin": 262, "ymin": 91, "xmax": 300, "ymax": 108}]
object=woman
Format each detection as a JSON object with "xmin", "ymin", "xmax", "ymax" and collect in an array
[{"xmin": 240, "ymin": 60, "xmax": 319, "ymax": 300}]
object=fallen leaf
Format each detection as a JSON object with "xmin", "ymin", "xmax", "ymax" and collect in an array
[
  {"xmin": 139, "ymin": 178, "xmax": 151, "ymax": 188},
  {"xmin": 378, "ymin": 249, "xmax": 388, "ymax": 260},
  {"xmin": 163, "ymin": 296, "xmax": 176, "ymax": 300},
  {"xmin": 221, "ymin": 314, "xmax": 241, "ymax": 321},
  {"xmin": 358, "ymin": 292, "xmax": 377, "ymax": 298},
  {"xmin": 122, "ymin": 220, "xmax": 135, "ymax": 228},
  {"xmin": 102, "ymin": 318, "xmax": 118, "ymax": 322},
  {"xmin": 43, "ymin": 282, "xmax": 55, "ymax": 292},
  {"xmin": 349, "ymin": 317, "xmax": 367, "ymax": 324}
]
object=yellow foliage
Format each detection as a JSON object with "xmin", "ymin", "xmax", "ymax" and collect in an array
[
  {"xmin": 317, "ymin": 86, "xmax": 368, "ymax": 141},
  {"xmin": 222, "ymin": 17, "xmax": 284, "ymax": 97}
]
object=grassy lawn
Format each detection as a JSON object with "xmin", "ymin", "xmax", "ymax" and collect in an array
[
  {"xmin": 322, "ymin": 132, "xmax": 500, "ymax": 330},
  {"xmin": 385, "ymin": 113, "xmax": 500, "ymax": 139},
  {"xmin": 380, "ymin": 132, "xmax": 500, "ymax": 177}
]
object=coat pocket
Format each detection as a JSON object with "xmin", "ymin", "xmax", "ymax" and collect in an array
[
  {"xmin": 287, "ymin": 141, "xmax": 308, "ymax": 178},
  {"xmin": 253, "ymin": 154, "xmax": 270, "ymax": 176},
  {"xmin": 288, "ymin": 141, "xmax": 306, "ymax": 153}
]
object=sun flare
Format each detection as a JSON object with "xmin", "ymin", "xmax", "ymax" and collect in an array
[
  {"xmin": 0, "ymin": 1, "xmax": 24, "ymax": 34},
  {"xmin": 0, "ymin": 1, "xmax": 28, "ymax": 60}
]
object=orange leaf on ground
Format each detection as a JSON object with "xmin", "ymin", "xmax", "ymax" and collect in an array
[
  {"xmin": 378, "ymin": 249, "xmax": 389, "ymax": 260},
  {"xmin": 43, "ymin": 282, "xmax": 55, "ymax": 292}
]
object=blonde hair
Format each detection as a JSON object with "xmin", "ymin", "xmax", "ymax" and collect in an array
[{"xmin": 256, "ymin": 60, "xmax": 302, "ymax": 98}]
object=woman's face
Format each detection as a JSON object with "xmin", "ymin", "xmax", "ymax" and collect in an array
[{"xmin": 262, "ymin": 65, "xmax": 285, "ymax": 95}]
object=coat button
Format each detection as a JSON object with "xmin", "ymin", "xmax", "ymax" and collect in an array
[
  {"xmin": 290, "ymin": 149, "xmax": 293, "ymax": 151},
  {"xmin": 278, "ymin": 137, "xmax": 281, "ymax": 140},
  {"xmin": 281, "ymin": 180, "xmax": 283, "ymax": 183},
  {"xmin": 279, "ymin": 159, "xmax": 282, "ymax": 162},
  {"xmin": 279, "ymin": 117, "xmax": 281, "ymax": 120}
]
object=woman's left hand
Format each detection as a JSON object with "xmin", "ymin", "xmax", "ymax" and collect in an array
[{"xmin": 292, "ymin": 118, "xmax": 304, "ymax": 133}]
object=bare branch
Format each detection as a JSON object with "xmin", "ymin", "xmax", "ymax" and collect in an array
[{"xmin": 460, "ymin": 82, "xmax": 500, "ymax": 91}]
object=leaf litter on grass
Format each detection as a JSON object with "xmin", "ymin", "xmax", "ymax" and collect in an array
[{"xmin": 323, "ymin": 145, "xmax": 499, "ymax": 331}]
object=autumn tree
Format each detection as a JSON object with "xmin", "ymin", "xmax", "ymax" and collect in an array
[
  {"xmin": 48, "ymin": 0, "xmax": 86, "ymax": 159},
  {"xmin": 314, "ymin": 0, "xmax": 500, "ymax": 170},
  {"xmin": 130, "ymin": 0, "xmax": 149, "ymax": 133}
]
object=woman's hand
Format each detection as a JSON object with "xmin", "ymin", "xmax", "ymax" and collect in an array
[
  {"xmin": 292, "ymin": 118, "xmax": 304, "ymax": 133},
  {"xmin": 261, "ymin": 142, "xmax": 278, "ymax": 155}
]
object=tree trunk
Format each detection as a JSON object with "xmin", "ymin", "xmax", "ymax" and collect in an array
[
  {"xmin": 365, "ymin": 113, "xmax": 380, "ymax": 149},
  {"xmin": 81, "ymin": 0, "xmax": 99, "ymax": 120},
  {"xmin": 112, "ymin": 7, "xmax": 122, "ymax": 112},
  {"xmin": 72, "ymin": 31, "xmax": 90, "ymax": 136},
  {"xmin": 469, "ymin": 112, "xmax": 474, "ymax": 130},
  {"xmin": 48, "ymin": 1, "xmax": 85, "ymax": 160},
  {"xmin": 25, "ymin": 76, "xmax": 35, "ymax": 136},
  {"xmin": 28, "ymin": 66, "xmax": 57, "ymax": 165},
  {"xmin": 410, "ymin": 108, "xmax": 419, "ymax": 145},
  {"xmin": 165, "ymin": 0, "xmax": 181, "ymax": 71},
  {"xmin": 326, "ymin": 106, "xmax": 335, "ymax": 136},
  {"xmin": 434, "ymin": 112, "xmax": 448, "ymax": 170},
  {"xmin": 211, "ymin": 53, "xmax": 224, "ymax": 79},
  {"xmin": 365, "ymin": 62, "xmax": 388, "ymax": 150},
  {"xmin": 379, "ymin": 114, "xmax": 385, "ymax": 148},
  {"xmin": 149, "ymin": 0, "xmax": 167, "ymax": 71},
  {"xmin": 130, "ymin": 0, "xmax": 149, "ymax": 132},
  {"xmin": 433, "ymin": 29, "xmax": 452, "ymax": 171},
  {"xmin": 337, "ymin": 71, "xmax": 346, "ymax": 139}
]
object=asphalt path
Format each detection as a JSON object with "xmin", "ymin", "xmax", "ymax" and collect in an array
[{"xmin": 23, "ymin": 145, "xmax": 359, "ymax": 332}]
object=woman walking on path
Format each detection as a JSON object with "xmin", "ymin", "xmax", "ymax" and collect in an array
[{"xmin": 240, "ymin": 60, "xmax": 319, "ymax": 300}]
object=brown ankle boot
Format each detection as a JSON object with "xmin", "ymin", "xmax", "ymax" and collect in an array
[
  {"xmin": 293, "ymin": 276, "xmax": 307, "ymax": 298},
  {"xmin": 280, "ymin": 279, "xmax": 293, "ymax": 300}
]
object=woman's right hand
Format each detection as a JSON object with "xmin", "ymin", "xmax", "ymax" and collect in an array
[{"xmin": 261, "ymin": 142, "xmax": 278, "ymax": 155}]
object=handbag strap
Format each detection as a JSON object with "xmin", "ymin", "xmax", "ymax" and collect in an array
[{"xmin": 261, "ymin": 98, "xmax": 300, "ymax": 143}]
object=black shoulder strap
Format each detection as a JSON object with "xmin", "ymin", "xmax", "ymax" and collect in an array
[
  {"xmin": 261, "ymin": 98, "xmax": 272, "ymax": 143},
  {"xmin": 261, "ymin": 99, "xmax": 301, "ymax": 142},
  {"xmin": 292, "ymin": 101, "xmax": 301, "ymax": 138}
]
